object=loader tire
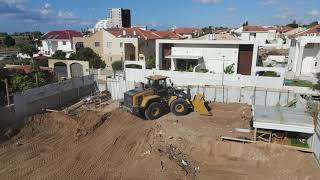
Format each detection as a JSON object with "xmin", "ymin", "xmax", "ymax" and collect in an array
[
  {"xmin": 145, "ymin": 102, "xmax": 162, "ymax": 120},
  {"xmin": 170, "ymin": 99, "xmax": 189, "ymax": 116}
]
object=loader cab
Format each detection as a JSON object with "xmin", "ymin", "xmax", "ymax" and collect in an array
[
  {"xmin": 146, "ymin": 75, "xmax": 168, "ymax": 90},
  {"xmin": 146, "ymin": 75, "xmax": 168, "ymax": 97}
]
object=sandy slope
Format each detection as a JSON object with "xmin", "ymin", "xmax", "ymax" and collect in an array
[{"xmin": 0, "ymin": 103, "xmax": 319, "ymax": 180}]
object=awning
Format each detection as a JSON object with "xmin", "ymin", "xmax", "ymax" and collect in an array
[{"xmin": 165, "ymin": 55, "xmax": 202, "ymax": 59}]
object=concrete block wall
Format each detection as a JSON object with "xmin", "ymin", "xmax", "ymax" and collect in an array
[{"xmin": 0, "ymin": 75, "xmax": 95, "ymax": 132}]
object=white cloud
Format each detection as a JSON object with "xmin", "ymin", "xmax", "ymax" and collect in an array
[
  {"xmin": 0, "ymin": 0, "xmax": 26, "ymax": 4},
  {"xmin": 44, "ymin": 3, "xmax": 51, "ymax": 9},
  {"xmin": 39, "ymin": 3, "xmax": 52, "ymax": 16},
  {"xmin": 196, "ymin": 0, "xmax": 223, "ymax": 4},
  {"xmin": 307, "ymin": 10, "xmax": 320, "ymax": 17},
  {"xmin": 227, "ymin": 7, "xmax": 236, "ymax": 12},
  {"xmin": 260, "ymin": 0, "xmax": 279, "ymax": 6},
  {"xmin": 58, "ymin": 10, "xmax": 77, "ymax": 19}
]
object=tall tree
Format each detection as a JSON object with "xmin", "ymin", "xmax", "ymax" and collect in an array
[
  {"xmin": 69, "ymin": 47, "xmax": 106, "ymax": 68},
  {"xmin": 4, "ymin": 35, "xmax": 16, "ymax": 48},
  {"xmin": 307, "ymin": 21, "xmax": 319, "ymax": 28},
  {"xmin": 286, "ymin": 20, "xmax": 299, "ymax": 28},
  {"xmin": 0, "ymin": 32, "xmax": 8, "ymax": 37},
  {"xmin": 146, "ymin": 56, "xmax": 155, "ymax": 69},
  {"xmin": 20, "ymin": 44, "xmax": 39, "ymax": 58},
  {"xmin": 111, "ymin": 60, "xmax": 123, "ymax": 77},
  {"xmin": 19, "ymin": 44, "xmax": 40, "ymax": 86}
]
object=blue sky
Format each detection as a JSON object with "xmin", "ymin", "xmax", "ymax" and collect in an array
[{"xmin": 0, "ymin": 0, "xmax": 319, "ymax": 33}]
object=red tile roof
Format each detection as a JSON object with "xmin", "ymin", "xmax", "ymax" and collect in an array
[
  {"xmin": 243, "ymin": 26, "xmax": 269, "ymax": 32},
  {"xmin": 294, "ymin": 24, "xmax": 320, "ymax": 36},
  {"xmin": 213, "ymin": 28, "xmax": 231, "ymax": 34},
  {"xmin": 6, "ymin": 65, "xmax": 51, "ymax": 73},
  {"xmin": 275, "ymin": 26, "xmax": 293, "ymax": 33},
  {"xmin": 172, "ymin": 28, "xmax": 202, "ymax": 34},
  {"xmin": 152, "ymin": 31, "xmax": 182, "ymax": 39},
  {"xmin": 43, "ymin": 30, "xmax": 82, "ymax": 40},
  {"xmin": 106, "ymin": 28, "xmax": 182, "ymax": 40}
]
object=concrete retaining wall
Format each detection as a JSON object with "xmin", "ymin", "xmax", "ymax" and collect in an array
[{"xmin": 0, "ymin": 75, "xmax": 95, "ymax": 132}]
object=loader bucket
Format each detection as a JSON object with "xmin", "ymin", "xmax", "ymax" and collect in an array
[{"xmin": 192, "ymin": 94, "xmax": 212, "ymax": 116}]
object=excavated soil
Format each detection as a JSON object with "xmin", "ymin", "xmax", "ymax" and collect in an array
[{"xmin": 0, "ymin": 103, "xmax": 319, "ymax": 180}]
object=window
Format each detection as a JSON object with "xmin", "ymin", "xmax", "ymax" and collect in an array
[
  {"xmin": 139, "ymin": 56, "xmax": 144, "ymax": 60},
  {"xmin": 250, "ymin": 33, "xmax": 257, "ymax": 38},
  {"xmin": 147, "ymin": 79, "xmax": 167, "ymax": 89},
  {"xmin": 107, "ymin": 42, "xmax": 112, "ymax": 48},
  {"xmin": 109, "ymin": 57, "xmax": 112, "ymax": 62},
  {"xmin": 120, "ymin": 42, "xmax": 123, "ymax": 47},
  {"xmin": 315, "ymin": 62, "xmax": 318, "ymax": 67},
  {"xmin": 95, "ymin": 42, "xmax": 100, "ymax": 47},
  {"xmin": 317, "ymin": 28, "xmax": 320, "ymax": 33},
  {"xmin": 63, "ymin": 41, "xmax": 66, "ymax": 45}
]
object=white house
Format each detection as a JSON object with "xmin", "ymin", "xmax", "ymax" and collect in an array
[
  {"xmin": 155, "ymin": 39, "xmax": 261, "ymax": 75},
  {"xmin": 288, "ymin": 24, "xmax": 320, "ymax": 78},
  {"xmin": 235, "ymin": 26, "xmax": 277, "ymax": 45},
  {"xmin": 40, "ymin": 30, "xmax": 82, "ymax": 58}
]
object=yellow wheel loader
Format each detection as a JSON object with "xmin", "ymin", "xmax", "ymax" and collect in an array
[{"xmin": 121, "ymin": 75, "xmax": 211, "ymax": 120}]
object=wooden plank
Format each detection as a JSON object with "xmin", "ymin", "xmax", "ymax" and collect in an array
[
  {"xmin": 221, "ymin": 136, "xmax": 313, "ymax": 153},
  {"xmin": 221, "ymin": 136, "xmax": 254, "ymax": 143}
]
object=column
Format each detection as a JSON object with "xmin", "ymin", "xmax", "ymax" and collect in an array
[
  {"xmin": 295, "ymin": 45, "xmax": 305, "ymax": 76},
  {"xmin": 171, "ymin": 58, "xmax": 176, "ymax": 71},
  {"xmin": 67, "ymin": 63, "xmax": 72, "ymax": 78},
  {"xmin": 135, "ymin": 45, "xmax": 138, "ymax": 61},
  {"xmin": 156, "ymin": 42, "xmax": 162, "ymax": 70}
]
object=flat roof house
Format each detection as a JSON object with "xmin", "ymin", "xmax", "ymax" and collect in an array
[
  {"xmin": 287, "ymin": 24, "xmax": 320, "ymax": 78},
  {"xmin": 155, "ymin": 39, "xmax": 259, "ymax": 76}
]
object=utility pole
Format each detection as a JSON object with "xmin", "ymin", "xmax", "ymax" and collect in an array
[
  {"xmin": 222, "ymin": 55, "xmax": 225, "ymax": 103},
  {"xmin": 4, "ymin": 78, "xmax": 10, "ymax": 106},
  {"xmin": 31, "ymin": 58, "xmax": 39, "ymax": 87}
]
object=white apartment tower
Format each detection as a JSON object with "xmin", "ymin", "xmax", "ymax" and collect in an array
[{"xmin": 94, "ymin": 8, "xmax": 131, "ymax": 29}]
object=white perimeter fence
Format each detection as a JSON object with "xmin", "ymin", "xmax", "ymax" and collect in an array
[
  {"xmin": 102, "ymin": 79, "xmax": 312, "ymax": 107},
  {"xmin": 125, "ymin": 68, "xmax": 285, "ymax": 89}
]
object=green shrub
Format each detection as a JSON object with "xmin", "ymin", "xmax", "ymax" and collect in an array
[
  {"xmin": 224, "ymin": 63, "xmax": 235, "ymax": 74},
  {"xmin": 146, "ymin": 56, "xmax": 155, "ymax": 69},
  {"xmin": 111, "ymin": 61, "xmax": 123, "ymax": 71}
]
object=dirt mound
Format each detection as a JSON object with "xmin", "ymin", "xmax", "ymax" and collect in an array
[{"xmin": 0, "ymin": 103, "xmax": 319, "ymax": 180}]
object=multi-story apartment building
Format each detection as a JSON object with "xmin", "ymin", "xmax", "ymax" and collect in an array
[{"xmin": 94, "ymin": 8, "xmax": 131, "ymax": 30}]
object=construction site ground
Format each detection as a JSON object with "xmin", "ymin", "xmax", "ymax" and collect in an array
[{"xmin": 0, "ymin": 102, "xmax": 319, "ymax": 180}]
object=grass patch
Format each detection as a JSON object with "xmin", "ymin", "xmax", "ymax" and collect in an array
[
  {"xmin": 289, "ymin": 138, "xmax": 309, "ymax": 148},
  {"xmin": 284, "ymin": 79, "xmax": 314, "ymax": 87}
]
